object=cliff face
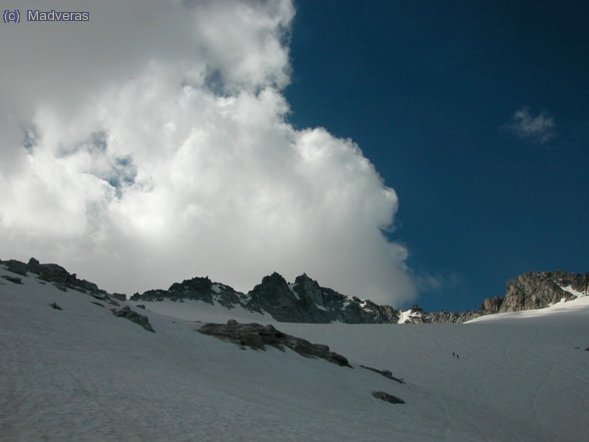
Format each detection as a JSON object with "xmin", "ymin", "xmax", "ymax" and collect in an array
[
  {"xmin": 247, "ymin": 273, "xmax": 400, "ymax": 324},
  {"xmin": 498, "ymin": 271, "xmax": 589, "ymax": 313}
]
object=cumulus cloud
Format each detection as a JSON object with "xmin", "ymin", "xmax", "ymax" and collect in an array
[
  {"xmin": 0, "ymin": 0, "xmax": 415, "ymax": 305},
  {"xmin": 505, "ymin": 106, "xmax": 556, "ymax": 144}
]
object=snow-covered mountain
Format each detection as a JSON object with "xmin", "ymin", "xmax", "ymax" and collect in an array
[
  {"xmin": 128, "ymin": 261, "xmax": 589, "ymax": 324},
  {"xmin": 130, "ymin": 271, "xmax": 400, "ymax": 324},
  {"xmin": 3, "ymin": 257, "xmax": 587, "ymax": 325},
  {"xmin": 395, "ymin": 270, "xmax": 589, "ymax": 324},
  {"xmin": 1, "ymin": 259, "xmax": 589, "ymax": 441}
]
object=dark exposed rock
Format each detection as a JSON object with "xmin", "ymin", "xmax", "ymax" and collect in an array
[
  {"xmin": 372, "ymin": 391, "xmax": 405, "ymax": 404},
  {"xmin": 131, "ymin": 289, "xmax": 166, "ymax": 302},
  {"xmin": 199, "ymin": 320, "xmax": 351, "ymax": 367},
  {"xmin": 37, "ymin": 263, "xmax": 72, "ymax": 284},
  {"xmin": 111, "ymin": 306, "xmax": 155, "ymax": 332},
  {"xmin": 2, "ymin": 260, "xmax": 28, "ymax": 276},
  {"xmin": 1, "ymin": 257, "xmax": 119, "ymax": 300},
  {"xmin": 131, "ymin": 276, "xmax": 246, "ymax": 309},
  {"xmin": 168, "ymin": 277, "xmax": 213, "ymax": 303},
  {"xmin": 136, "ymin": 304, "xmax": 146, "ymax": 309},
  {"xmin": 499, "ymin": 271, "xmax": 588, "ymax": 312},
  {"xmin": 91, "ymin": 302, "xmax": 105, "ymax": 308},
  {"xmin": 50, "ymin": 302, "xmax": 62, "ymax": 310},
  {"xmin": 89, "ymin": 292, "xmax": 119, "ymax": 306},
  {"xmin": 132, "ymin": 271, "xmax": 402, "ymax": 324},
  {"xmin": 2, "ymin": 257, "xmax": 586, "ymax": 325},
  {"xmin": 111, "ymin": 293, "xmax": 127, "ymax": 301},
  {"xmin": 420, "ymin": 310, "xmax": 482, "ymax": 324},
  {"xmin": 122, "ymin": 269, "xmax": 589, "ymax": 324},
  {"xmin": 2, "ymin": 275, "xmax": 22, "ymax": 284},
  {"xmin": 246, "ymin": 273, "xmax": 400, "ymax": 324},
  {"xmin": 246, "ymin": 273, "xmax": 311, "ymax": 322},
  {"xmin": 396, "ymin": 306, "xmax": 482, "ymax": 324},
  {"xmin": 360, "ymin": 365, "xmax": 404, "ymax": 384}
]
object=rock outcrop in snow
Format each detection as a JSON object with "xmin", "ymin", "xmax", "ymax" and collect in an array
[
  {"xmin": 111, "ymin": 306, "xmax": 155, "ymax": 332},
  {"xmin": 0, "ymin": 258, "xmax": 123, "ymax": 305},
  {"xmin": 372, "ymin": 391, "xmax": 405, "ymax": 404},
  {"xmin": 198, "ymin": 320, "xmax": 351, "ymax": 367},
  {"xmin": 360, "ymin": 365, "xmax": 405, "ymax": 384}
]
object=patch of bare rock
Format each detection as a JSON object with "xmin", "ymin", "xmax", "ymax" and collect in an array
[
  {"xmin": 198, "ymin": 320, "xmax": 351, "ymax": 367},
  {"xmin": 372, "ymin": 391, "xmax": 405, "ymax": 404}
]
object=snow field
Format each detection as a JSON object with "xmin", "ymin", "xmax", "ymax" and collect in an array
[{"xmin": 1, "ymin": 266, "xmax": 588, "ymax": 441}]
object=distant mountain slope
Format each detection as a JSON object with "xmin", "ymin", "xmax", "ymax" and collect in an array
[
  {"xmin": 128, "ymin": 264, "xmax": 589, "ymax": 324},
  {"xmin": 498, "ymin": 271, "xmax": 589, "ymax": 312},
  {"xmin": 0, "ymin": 257, "xmax": 126, "ymax": 304},
  {"xmin": 2, "ymin": 257, "xmax": 588, "ymax": 324},
  {"xmin": 467, "ymin": 293, "xmax": 589, "ymax": 325},
  {"xmin": 131, "ymin": 271, "xmax": 401, "ymax": 324}
]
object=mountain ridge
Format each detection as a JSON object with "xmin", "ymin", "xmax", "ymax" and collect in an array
[{"xmin": 2, "ymin": 257, "xmax": 587, "ymax": 324}]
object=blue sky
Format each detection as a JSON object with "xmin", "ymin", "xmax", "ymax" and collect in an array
[{"xmin": 285, "ymin": 1, "xmax": 589, "ymax": 311}]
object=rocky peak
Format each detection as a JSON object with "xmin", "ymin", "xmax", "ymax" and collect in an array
[
  {"xmin": 293, "ymin": 273, "xmax": 317, "ymax": 290},
  {"xmin": 130, "ymin": 275, "xmax": 245, "ymax": 309},
  {"xmin": 499, "ymin": 271, "xmax": 587, "ymax": 313},
  {"xmin": 244, "ymin": 272, "xmax": 403, "ymax": 324},
  {"xmin": 168, "ymin": 276, "xmax": 214, "ymax": 303},
  {"xmin": 292, "ymin": 273, "xmax": 325, "ymax": 306},
  {"xmin": 246, "ymin": 272, "xmax": 313, "ymax": 321},
  {"xmin": 544, "ymin": 270, "xmax": 589, "ymax": 294},
  {"xmin": 254, "ymin": 272, "xmax": 291, "ymax": 295},
  {"xmin": 12, "ymin": 254, "xmax": 580, "ymax": 325}
]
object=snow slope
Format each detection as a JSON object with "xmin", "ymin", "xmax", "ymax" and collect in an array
[
  {"xmin": 1, "ymin": 266, "xmax": 588, "ymax": 441},
  {"xmin": 131, "ymin": 298, "xmax": 270, "ymax": 324},
  {"xmin": 466, "ymin": 292, "xmax": 589, "ymax": 325}
]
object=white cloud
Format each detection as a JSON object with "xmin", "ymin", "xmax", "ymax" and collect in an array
[
  {"xmin": 506, "ymin": 106, "xmax": 556, "ymax": 144},
  {"xmin": 0, "ymin": 0, "xmax": 415, "ymax": 306}
]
